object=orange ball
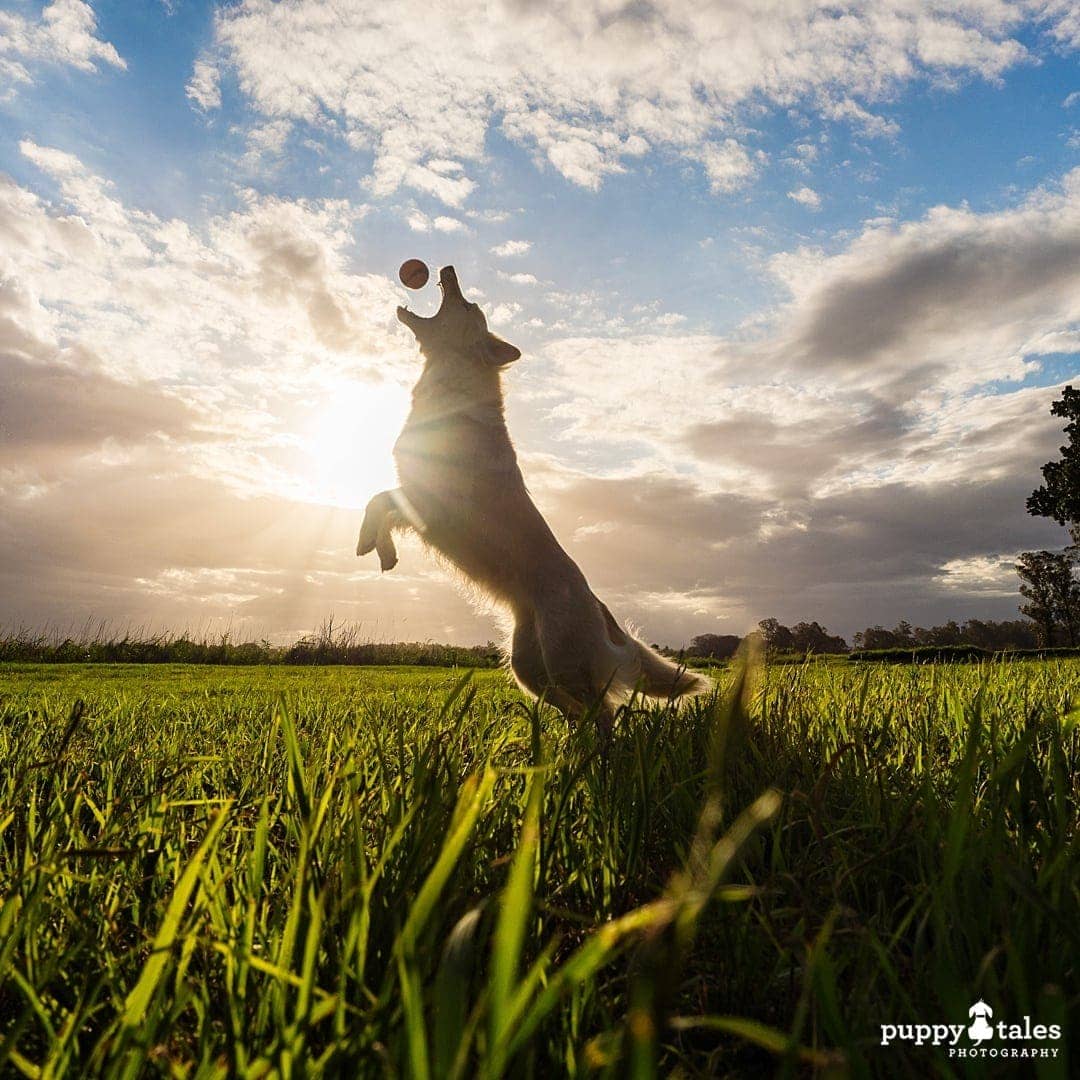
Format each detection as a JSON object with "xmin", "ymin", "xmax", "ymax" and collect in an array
[{"xmin": 399, "ymin": 258, "xmax": 429, "ymax": 290}]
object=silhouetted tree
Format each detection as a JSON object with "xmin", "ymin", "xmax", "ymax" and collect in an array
[
  {"xmin": 852, "ymin": 625, "xmax": 896, "ymax": 650},
  {"xmin": 756, "ymin": 618, "xmax": 847, "ymax": 655},
  {"xmin": 964, "ymin": 618, "xmax": 1038, "ymax": 650},
  {"xmin": 789, "ymin": 621, "xmax": 849, "ymax": 654},
  {"xmin": 757, "ymin": 618, "xmax": 795, "ymax": 653},
  {"xmin": 1028, "ymin": 386, "xmax": 1080, "ymax": 540},
  {"xmin": 686, "ymin": 633, "xmax": 742, "ymax": 660},
  {"xmin": 917, "ymin": 620, "xmax": 962, "ymax": 646},
  {"xmin": 1016, "ymin": 550, "xmax": 1080, "ymax": 646}
]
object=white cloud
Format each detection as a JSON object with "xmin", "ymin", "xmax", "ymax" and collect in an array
[
  {"xmin": 186, "ymin": 57, "xmax": 221, "ymax": 110},
  {"xmin": 1043, "ymin": 0, "xmax": 1080, "ymax": 50},
  {"xmin": 242, "ymin": 119, "xmax": 292, "ymax": 168},
  {"xmin": 491, "ymin": 240, "xmax": 531, "ymax": 257},
  {"xmin": 788, "ymin": 185, "xmax": 822, "ymax": 210},
  {"xmin": 0, "ymin": 0, "xmax": 124, "ymax": 78},
  {"xmin": 468, "ymin": 208, "xmax": 513, "ymax": 224},
  {"xmin": 934, "ymin": 555, "xmax": 1021, "ymax": 596},
  {"xmin": 698, "ymin": 140, "xmax": 761, "ymax": 194},
  {"xmin": 0, "ymin": 56, "xmax": 32, "ymax": 100},
  {"xmin": 7, "ymin": 140, "xmax": 401, "ymax": 392},
  {"xmin": 488, "ymin": 301, "xmax": 522, "ymax": 327},
  {"xmin": 501, "ymin": 109, "xmax": 643, "ymax": 190},
  {"xmin": 203, "ymin": 0, "xmax": 1037, "ymax": 203},
  {"xmin": 913, "ymin": 16, "xmax": 1026, "ymax": 79},
  {"xmin": 498, "ymin": 271, "xmax": 539, "ymax": 286},
  {"xmin": 783, "ymin": 140, "xmax": 820, "ymax": 170},
  {"xmin": 432, "ymin": 215, "xmax": 466, "ymax": 233},
  {"xmin": 387, "ymin": 164, "xmax": 475, "ymax": 207},
  {"xmin": 406, "ymin": 210, "xmax": 467, "ymax": 233},
  {"xmin": 821, "ymin": 98, "xmax": 900, "ymax": 139}
]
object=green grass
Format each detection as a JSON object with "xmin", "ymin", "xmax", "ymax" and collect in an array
[{"xmin": 0, "ymin": 659, "xmax": 1077, "ymax": 1077}]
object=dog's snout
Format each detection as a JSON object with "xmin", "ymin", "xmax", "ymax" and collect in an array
[{"xmin": 439, "ymin": 265, "xmax": 462, "ymax": 298}]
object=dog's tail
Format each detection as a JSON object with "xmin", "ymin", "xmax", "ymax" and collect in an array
[
  {"xmin": 630, "ymin": 637, "xmax": 712, "ymax": 699},
  {"xmin": 597, "ymin": 601, "xmax": 712, "ymax": 702}
]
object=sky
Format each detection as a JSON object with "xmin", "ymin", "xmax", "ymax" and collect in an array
[{"xmin": 2, "ymin": 0, "xmax": 1080, "ymax": 647}]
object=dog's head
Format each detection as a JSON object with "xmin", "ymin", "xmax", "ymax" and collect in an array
[{"xmin": 397, "ymin": 265, "xmax": 521, "ymax": 368}]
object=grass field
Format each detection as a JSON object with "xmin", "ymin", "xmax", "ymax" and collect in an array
[{"xmin": 0, "ymin": 659, "xmax": 1077, "ymax": 1078}]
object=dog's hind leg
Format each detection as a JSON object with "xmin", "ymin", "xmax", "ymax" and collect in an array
[
  {"xmin": 510, "ymin": 613, "xmax": 599, "ymax": 723},
  {"xmin": 534, "ymin": 601, "xmax": 614, "ymax": 731},
  {"xmin": 510, "ymin": 616, "xmax": 547, "ymax": 700}
]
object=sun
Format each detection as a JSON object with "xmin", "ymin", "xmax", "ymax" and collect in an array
[{"xmin": 301, "ymin": 379, "xmax": 411, "ymax": 510}]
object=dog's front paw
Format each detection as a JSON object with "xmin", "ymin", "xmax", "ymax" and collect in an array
[
  {"xmin": 357, "ymin": 519, "xmax": 380, "ymax": 556},
  {"xmin": 376, "ymin": 533, "xmax": 398, "ymax": 572}
]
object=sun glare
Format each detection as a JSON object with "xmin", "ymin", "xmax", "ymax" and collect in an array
[{"xmin": 302, "ymin": 380, "xmax": 410, "ymax": 510}]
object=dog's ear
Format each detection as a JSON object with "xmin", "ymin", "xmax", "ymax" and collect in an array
[{"xmin": 483, "ymin": 332, "xmax": 521, "ymax": 366}]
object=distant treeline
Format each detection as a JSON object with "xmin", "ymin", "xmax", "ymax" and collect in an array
[
  {"xmin": 0, "ymin": 614, "xmax": 1058, "ymax": 668},
  {"xmin": 0, "ymin": 624, "xmax": 502, "ymax": 668},
  {"xmin": 849, "ymin": 644, "xmax": 1080, "ymax": 663},
  {"xmin": 680, "ymin": 617, "xmax": 1045, "ymax": 660},
  {"xmin": 850, "ymin": 618, "xmax": 1040, "ymax": 652}
]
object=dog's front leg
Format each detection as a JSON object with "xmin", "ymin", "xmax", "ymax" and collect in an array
[
  {"xmin": 374, "ymin": 514, "xmax": 399, "ymax": 572},
  {"xmin": 357, "ymin": 489, "xmax": 402, "ymax": 571}
]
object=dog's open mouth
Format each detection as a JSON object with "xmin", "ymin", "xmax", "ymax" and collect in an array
[
  {"xmin": 438, "ymin": 265, "xmax": 461, "ymax": 301},
  {"xmin": 398, "ymin": 265, "xmax": 462, "ymax": 327}
]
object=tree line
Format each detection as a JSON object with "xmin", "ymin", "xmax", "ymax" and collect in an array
[{"xmin": 682, "ymin": 616, "xmax": 1041, "ymax": 659}]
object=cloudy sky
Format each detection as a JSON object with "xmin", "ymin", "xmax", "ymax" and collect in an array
[{"xmin": 2, "ymin": 0, "xmax": 1080, "ymax": 646}]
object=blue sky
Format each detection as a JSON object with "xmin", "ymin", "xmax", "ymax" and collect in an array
[{"xmin": 2, "ymin": 1, "xmax": 1080, "ymax": 644}]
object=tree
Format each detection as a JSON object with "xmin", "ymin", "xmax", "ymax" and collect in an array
[
  {"xmin": 962, "ymin": 618, "xmax": 1037, "ymax": 651},
  {"xmin": 852, "ymin": 625, "xmax": 898, "ymax": 650},
  {"xmin": 1016, "ymin": 550, "xmax": 1080, "ymax": 646},
  {"xmin": 917, "ymin": 620, "xmax": 962, "ymax": 646},
  {"xmin": 757, "ymin": 618, "xmax": 795, "ymax": 653},
  {"xmin": 789, "ymin": 621, "xmax": 849, "ymax": 654},
  {"xmin": 686, "ymin": 633, "xmax": 742, "ymax": 660},
  {"xmin": 1027, "ymin": 385, "xmax": 1080, "ymax": 538},
  {"xmin": 758, "ymin": 618, "xmax": 847, "ymax": 655}
]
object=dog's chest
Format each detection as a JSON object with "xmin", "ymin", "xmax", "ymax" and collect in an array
[{"xmin": 395, "ymin": 396, "xmax": 514, "ymax": 477}]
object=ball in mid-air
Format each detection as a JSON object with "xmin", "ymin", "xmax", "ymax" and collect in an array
[{"xmin": 398, "ymin": 259, "xmax": 429, "ymax": 290}]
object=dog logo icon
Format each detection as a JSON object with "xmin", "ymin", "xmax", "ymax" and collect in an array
[{"xmin": 968, "ymin": 1000, "xmax": 994, "ymax": 1043}]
